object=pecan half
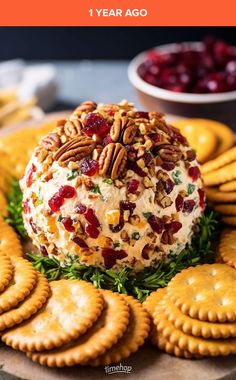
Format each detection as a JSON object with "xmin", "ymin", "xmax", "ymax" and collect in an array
[
  {"xmin": 161, "ymin": 230, "xmax": 175, "ymax": 245},
  {"xmin": 99, "ymin": 143, "xmax": 127, "ymax": 180},
  {"xmin": 74, "ymin": 100, "xmax": 97, "ymax": 113},
  {"xmin": 64, "ymin": 119, "xmax": 83, "ymax": 138},
  {"xmin": 110, "ymin": 117, "xmax": 137, "ymax": 145},
  {"xmin": 54, "ymin": 136, "xmax": 95, "ymax": 165},
  {"xmin": 157, "ymin": 144, "xmax": 182, "ymax": 163},
  {"xmin": 41, "ymin": 133, "xmax": 61, "ymax": 151}
]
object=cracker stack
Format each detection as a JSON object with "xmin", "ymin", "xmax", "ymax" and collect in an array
[{"xmin": 144, "ymin": 264, "xmax": 236, "ymax": 358}]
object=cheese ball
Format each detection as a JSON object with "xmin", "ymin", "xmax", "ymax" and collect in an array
[{"xmin": 20, "ymin": 100, "xmax": 205, "ymax": 271}]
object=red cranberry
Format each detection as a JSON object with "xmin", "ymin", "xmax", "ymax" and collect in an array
[
  {"xmin": 26, "ymin": 164, "xmax": 37, "ymax": 187},
  {"xmin": 120, "ymin": 200, "xmax": 136, "ymax": 214},
  {"xmin": 85, "ymin": 223, "xmax": 100, "ymax": 239},
  {"xmin": 23, "ymin": 200, "xmax": 31, "ymax": 214},
  {"xmin": 29, "ymin": 217, "xmax": 38, "ymax": 233},
  {"xmin": 102, "ymin": 248, "xmax": 127, "ymax": 269},
  {"xmin": 62, "ymin": 217, "xmax": 75, "ymax": 232},
  {"xmin": 164, "ymin": 179, "xmax": 175, "ymax": 194},
  {"xmin": 161, "ymin": 162, "xmax": 175, "ymax": 171},
  {"xmin": 135, "ymin": 111, "xmax": 149, "ymax": 119},
  {"xmin": 175, "ymin": 194, "xmax": 184, "ymax": 211},
  {"xmin": 151, "ymin": 133, "xmax": 161, "ymax": 144},
  {"xmin": 72, "ymin": 236, "xmax": 88, "ymax": 248},
  {"xmin": 183, "ymin": 200, "xmax": 195, "ymax": 213},
  {"xmin": 127, "ymin": 179, "xmax": 140, "ymax": 193},
  {"xmin": 40, "ymin": 245, "xmax": 48, "ymax": 256},
  {"xmin": 198, "ymin": 188, "xmax": 205, "ymax": 208},
  {"xmin": 48, "ymin": 193, "xmax": 64, "ymax": 212},
  {"xmin": 148, "ymin": 215, "xmax": 164, "ymax": 234},
  {"xmin": 125, "ymin": 145, "xmax": 137, "ymax": 161},
  {"xmin": 165, "ymin": 221, "xmax": 182, "ymax": 234},
  {"xmin": 59, "ymin": 185, "xmax": 76, "ymax": 199},
  {"xmin": 127, "ymin": 161, "xmax": 146, "ymax": 177},
  {"xmin": 143, "ymin": 152, "xmax": 153, "ymax": 166},
  {"xmin": 75, "ymin": 203, "xmax": 87, "ymax": 214},
  {"xmin": 84, "ymin": 208, "xmax": 100, "ymax": 227},
  {"xmin": 81, "ymin": 158, "xmax": 99, "ymax": 177},
  {"xmin": 83, "ymin": 113, "xmax": 111, "ymax": 138},
  {"xmin": 188, "ymin": 166, "xmax": 200, "ymax": 181},
  {"xmin": 103, "ymin": 135, "xmax": 112, "ymax": 146}
]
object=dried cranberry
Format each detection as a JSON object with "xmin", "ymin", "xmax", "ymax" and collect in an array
[
  {"xmin": 26, "ymin": 164, "xmax": 37, "ymax": 187},
  {"xmin": 188, "ymin": 166, "xmax": 200, "ymax": 181},
  {"xmin": 127, "ymin": 161, "xmax": 146, "ymax": 177},
  {"xmin": 75, "ymin": 203, "xmax": 87, "ymax": 214},
  {"xmin": 84, "ymin": 208, "xmax": 100, "ymax": 227},
  {"xmin": 48, "ymin": 193, "xmax": 64, "ymax": 212},
  {"xmin": 83, "ymin": 113, "xmax": 111, "ymax": 138},
  {"xmin": 165, "ymin": 221, "xmax": 182, "ymax": 234},
  {"xmin": 183, "ymin": 200, "xmax": 195, "ymax": 213},
  {"xmin": 40, "ymin": 245, "xmax": 48, "ymax": 256},
  {"xmin": 72, "ymin": 236, "xmax": 88, "ymax": 248},
  {"xmin": 120, "ymin": 200, "xmax": 136, "ymax": 214},
  {"xmin": 62, "ymin": 217, "xmax": 75, "ymax": 232},
  {"xmin": 127, "ymin": 179, "xmax": 140, "ymax": 193},
  {"xmin": 103, "ymin": 135, "xmax": 112, "ymax": 146},
  {"xmin": 23, "ymin": 200, "xmax": 31, "ymax": 214},
  {"xmin": 59, "ymin": 185, "xmax": 76, "ymax": 199},
  {"xmin": 164, "ymin": 179, "xmax": 175, "ymax": 194},
  {"xmin": 143, "ymin": 152, "xmax": 153, "ymax": 166},
  {"xmin": 81, "ymin": 158, "xmax": 99, "ymax": 177},
  {"xmin": 148, "ymin": 215, "xmax": 164, "ymax": 234},
  {"xmin": 175, "ymin": 194, "xmax": 184, "ymax": 211},
  {"xmin": 102, "ymin": 248, "xmax": 127, "ymax": 269},
  {"xmin": 198, "ymin": 188, "xmax": 205, "ymax": 208},
  {"xmin": 85, "ymin": 223, "xmax": 100, "ymax": 239},
  {"xmin": 135, "ymin": 111, "xmax": 149, "ymax": 119},
  {"xmin": 151, "ymin": 133, "xmax": 161, "ymax": 144},
  {"xmin": 29, "ymin": 217, "xmax": 38, "ymax": 233},
  {"xmin": 170, "ymin": 127, "xmax": 187, "ymax": 145},
  {"xmin": 125, "ymin": 145, "xmax": 137, "ymax": 161},
  {"xmin": 161, "ymin": 162, "xmax": 175, "ymax": 171}
]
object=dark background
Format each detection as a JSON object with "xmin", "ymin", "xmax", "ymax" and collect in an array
[{"xmin": 0, "ymin": 27, "xmax": 236, "ymax": 60}]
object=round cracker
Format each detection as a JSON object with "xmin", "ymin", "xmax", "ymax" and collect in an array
[
  {"xmin": 203, "ymin": 161, "xmax": 236, "ymax": 187},
  {"xmin": 0, "ymin": 257, "xmax": 37, "ymax": 314},
  {"xmin": 202, "ymin": 146, "xmax": 236, "ymax": 176},
  {"xmin": 163, "ymin": 295, "xmax": 236, "ymax": 339},
  {"xmin": 0, "ymin": 217, "xmax": 23, "ymax": 257},
  {"xmin": 91, "ymin": 294, "xmax": 150, "ymax": 366},
  {"xmin": 154, "ymin": 307, "xmax": 236, "ymax": 357},
  {"xmin": 143, "ymin": 288, "xmax": 166, "ymax": 345},
  {"xmin": 221, "ymin": 216, "xmax": 236, "ymax": 226},
  {"xmin": 220, "ymin": 180, "xmax": 236, "ymax": 192},
  {"xmin": 219, "ymin": 229, "xmax": 236, "ymax": 268},
  {"xmin": 0, "ymin": 273, "xmax": 50, "ymax": 332},
  {"xmin": 213, "ymin": 204, "xmax": 236, "ymax": 216},
  {"xmin": 0, "ymin": 254, "xmax": 13, "ymax": 294},
  {"xmin": 27, "ymin": 290, "xmax": 130, "ymax": 367},
  {"xmin": 205, "ymin": 187, "xmax": 236, "ymax": 203},
  {"xmin": 0, "ymin": 190, "xmax": 8, "ymax": 217},
  {"xmin": 172, "ymin": 119, "xmax": 218, "ymax": 163},
  {"xmin": 167, "ymin": 264, "xmax": 236, "ymax": 322},
  {"xmin": 2, "ymin": 280, "xmax": 104, "ymax": 353}
]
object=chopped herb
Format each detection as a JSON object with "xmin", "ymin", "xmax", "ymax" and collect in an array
[
  {"xmin": 57, "ymin": 215, "xmax": 63, "ymax": 222},
  {"xmin": 113, "ymin": 241, "xmax": 121, "ymax": 248},
  {"xmin": 103, "ymin": 178, "xmax": 113, "ymax": 185},
  {"xmin": 35, "ymin": 198, "xmax": 43, "ymax": 206},
  {"xmin": 27, "ymin": 210, "xmax": 219, "ymax": 302},
  {"xmin": 172, "ymin": 170, "xmax": 182, "ymax": 185},
  {"xmin": 132, "ymin": 232, "xmax": 140, "ymax": 240},
  {"xmin": 5, "ymin": 178, "xmax": 26, "ymax": 239},
  {"xmin": 143, "ymin": 212, "xmax": 152, "ymax": 219},
  {"xmin": 90, "ymin": 185, "xmax": 101, "ymax": 194},
  {"xmin": 187, "ymin": 183, "xmax": 195, "ymax": 195},
  {"xmin": 67, "ymin": 169, "xmax": 79, "ymax": 180}
]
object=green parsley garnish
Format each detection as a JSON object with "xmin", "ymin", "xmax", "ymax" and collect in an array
[
  {"xmin": 67, "ymin": 169, "xmax": 79, "ymax": 180},
  {"xmin": 132, "ymin": 232, "xmax": 140, "ymax": 240},
  {"xmin": 172, "ymin": 170, "xmax": 182, "ymax": 185},
  {"xmin": 57, "ymin": 215, "xmax": 63, "ymax": 222},
  {"xmin": 143, "ymin": 212, "xmax": 152, "ymax": 219},
  {"xmin": 187, "ymin": 183, "xmax": 195, "ymax": 195},
  {"xmin": 113, "ymin": 241, "xmax": 121, "ymax": 248},
  {"xmin": 35, "ymin": 198, "xmax": 43, "ymax": 206},
  {"xmin": 103, "ymin": 178, "xmax": 113, "ymax": 185},
  {"xmin": 90, "ymin": 185, "xmax": 101, "ymax": 194}
]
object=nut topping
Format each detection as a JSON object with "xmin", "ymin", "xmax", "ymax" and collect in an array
[
  {"xmin": 157, "ymin": 144, "xmax": 182, "ymax": 163},
  {"xmin": 74, "ymin": 100, "xmax": 97, "ymax": 114},
  {"xmin": 41, "ymin": 133, "xmax": 61, "ymax": 151},
  {"xmin": 64, "ymin": 119, "xmax": 83, "ymax": 138},
  {"xmin": 110, "ymin": 116, "xmax": 137, "ymax": 145},
  {"xmin": 54, "ymin": 136, "xmax": 95, "ymax": 165},
  {"xmin": 99, "ymin": 143, "xmax": 127, "ymax": 180}
]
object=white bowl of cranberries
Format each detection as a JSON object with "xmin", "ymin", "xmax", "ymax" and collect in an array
[{"xmin": 128, "ymin": 37, "xmax": 236, "ymax": 126}]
